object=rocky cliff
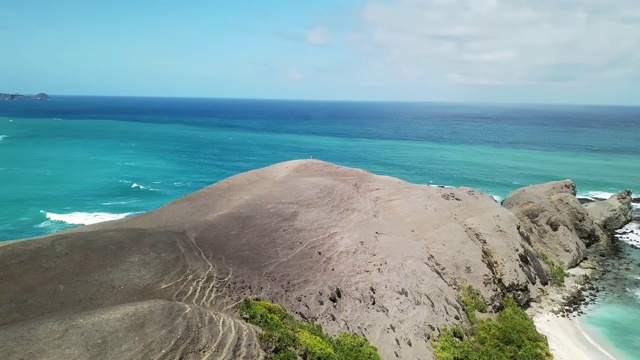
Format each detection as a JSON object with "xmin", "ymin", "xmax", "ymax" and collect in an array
[
  {"xmin": 0, "ymin": 160, "xmax": 617, "ymax": 360},
  {"xmin": 584, "ymin": 190, "xmax": 633, "ymax": 231},
  {"xmin": 502, "ymin": 180, "xmax": 605, "ymax": 268}
]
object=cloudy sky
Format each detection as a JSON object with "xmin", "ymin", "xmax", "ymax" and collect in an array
[{"xmin": 2, "ymin": 0, "xmax": 638, "ymax": 104}]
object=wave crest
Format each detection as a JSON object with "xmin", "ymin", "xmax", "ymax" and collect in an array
[{"xmin": 40, "ymin": 210, "xmax": 133, "ymax": 225}]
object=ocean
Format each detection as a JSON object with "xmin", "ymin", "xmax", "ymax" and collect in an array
[{"xmin": 1, "ymin": 96, "xmax": 639, "ymax": 358}]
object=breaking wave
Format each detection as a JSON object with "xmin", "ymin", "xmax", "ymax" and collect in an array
[{"xmin": 39, "ymin": 210, "xmax": 133, "ymax": 225}]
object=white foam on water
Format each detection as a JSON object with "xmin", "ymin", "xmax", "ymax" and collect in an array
[
  {"xmin": 131, "ymin": 183, "xmax": 158, "ymax": 191},
  {"xmin": 40, "ymin": 210, "xmax": 133, "ymax": 225},
  {"xmin": 577, "ymin": 191, "xmax": 617, "ymax": 200},
  {"xmin": 101, "ymin": 201, "xmax": 130, "ymax": 206},
  {"xmin": 615, "ymin": 222, "xmax": 640, "ymax": 248},
  {"xmin": 492, "ymin": 195, "xmax": 503, "ymax": 202},
  {"xmin": 0, "ymin": 135, "xmax": 7, "ymax": 141}
]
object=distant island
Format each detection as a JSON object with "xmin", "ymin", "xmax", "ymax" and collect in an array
[{"xmin": 0, "ymin": 92, "xmax": 49, "ymax": 100}]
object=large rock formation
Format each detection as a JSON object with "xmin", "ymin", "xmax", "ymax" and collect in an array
[
  {"xmin": 4, "ymin": 161, "xmax": 615, "ymax": 359},
  {"xmin": 584, "ymin": 190, "xmax": 633, "ymax": 231},
  {"xmin": 501, "ymin": 180, "xmax": 602, "ymax": 268}
]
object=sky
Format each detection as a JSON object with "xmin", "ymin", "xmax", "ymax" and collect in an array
[{"xmin": 1, "ymin": 0, "xmax": 639, "ymax": 104}]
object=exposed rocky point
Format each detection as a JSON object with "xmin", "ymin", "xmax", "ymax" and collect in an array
[
  {"xmin": 584, "ymin": 190, "xmax": 633, "ymax": 231},
  {"xmin": 502, "ymin": 180, "xmax": 604, "ymax": 268}
]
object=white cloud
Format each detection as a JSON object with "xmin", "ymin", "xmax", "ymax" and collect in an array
[
  {"xmin": 361, "ymin": 0, "xmax": 640, "ymax": 85},
  {"xmin": 288, "ymin": 67, "xmax": 303, "ymax": 81},
  {"xmin": 307, "ymin": 27, "xmax": 330, "ymax": 45}
]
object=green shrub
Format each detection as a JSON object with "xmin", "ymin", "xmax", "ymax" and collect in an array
[
  {"xmin": 239, "ymin": 299, "xmax": 380, "ymax": 360},
  {"xmin": 550, "ymin": 265, "xmax": 565, "ymax": 286},
  {"xmin": 434, "ymin": 296, "xmax": 552, "ymax": 360},
  {"xmin": 273, "ymin": 349, "xmax": 297, "ymax": 360},
  {"xmin": 459, "ymin": 285, "xmax": 488, "ymax": 323},
  {"xmin": 537, "ymin": 252, "xmax": 565, "ymax": 286},
  {"xmin": 238, "ymin": 299, "xmax": 296, "ymax": 353},
  {"xmin": 296, "ymin": 329, "xmax": 336, "ymax": 360},
  {"xmin": 334, "ymin": 333, "xmax": 381, "ymax": 360}
]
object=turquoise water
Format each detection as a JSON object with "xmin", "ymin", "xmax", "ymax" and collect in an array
[{"xmin": 1, "ymin": 97, "xmax": 639, "ymax": 357}]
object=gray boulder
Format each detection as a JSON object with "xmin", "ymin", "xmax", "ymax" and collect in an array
[
  {"xmin": 502, "ymin": 180, "xmax": 601, "ymax": 268},
  {"xmin": 584, "ymin": 190, "xmax": 633, "ymax": 231}
]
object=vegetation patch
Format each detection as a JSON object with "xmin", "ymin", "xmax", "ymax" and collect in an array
[
  {"xmin": 538, "ymin": 251, "xmax": 565, "ymax": 286},
  {"xmin": 549, "ymin": 265, "xmax": 565, "ymax": 286},
  {"xmin": 458, "ymin": 285, "xmax": 488, "ymax": 323},
  {"xmin": 434, "ymin": 292, "xmax": 552, "ymax": 360},
  {"xmin": 238, "ymin": 299, "xmax": 381, "ymax": 360}
]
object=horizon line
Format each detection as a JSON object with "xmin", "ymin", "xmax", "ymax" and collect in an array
[{"xmin": 12, "ymin": 93, "xmax": 639, "ymax": 108}]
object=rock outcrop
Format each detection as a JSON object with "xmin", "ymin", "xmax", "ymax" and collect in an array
[
  {"xmin": 502, "ymin": 180, "xmax": 602, "ymax": 268},
  {"xmin": 0, "ymin": 92, "xmax": 49, "ymax": 100},
  {"xmin": 0, "ymin": 160, "xmax": 550, "ymax": 360},
  {"xmin": 584, "ymin": 190, "xmax": 633, "ymax": 231}
]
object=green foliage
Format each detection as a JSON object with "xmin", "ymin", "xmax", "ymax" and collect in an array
[
  {"xmin": 238, "ymin": 299, "xmax": 296, "ymax": 353},
  {"xmin": 458, "ymin": 285, "xmax": 488, "ymax": 323},
  {"xmin": 538, "ymin": 252, "xmax": 550, "ymax": 264},
  {"xmin": 549, "ymin": 265, "xmax": 565, "ymax": 286},
  {"xmin": 272, "ymin": 349, "xmax": 297, "ymax": 360},
  {"xmin": 239, "ymin": 299, "xmax": 380, "ymax": 360},
  {"xmin": 296, "ymin": 329, "xmax": 336, "ymax": 360},
  {"xmin": 537, "ymin": 252, "xmax": 565, "ymax": 286},
  {"xmin": 334, "ymin": 333, "xmax": 381, "ymax": 360},
  {"xmin": 434, "ymin": 296, "xmax": 552, "ymax": 360}
]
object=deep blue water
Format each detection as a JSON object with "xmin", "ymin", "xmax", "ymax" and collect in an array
[{"xmin": 1, "ymin": 96, "xmax": 639, "ymax": 358}]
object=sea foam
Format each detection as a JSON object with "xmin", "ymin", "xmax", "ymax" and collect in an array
[
  {"xmin": 577, "ymin": 191, "xmax": 617, "ymax": 201},
  {"xmin": 0, "ymin": 135, "xmax": 7, "ymax": 141},
  {"xmin": 41, "ymin": 210, "xmax": 133, "ymax": 225},
  {"xmin": 131, "ymin": 183, "xmax": 158, "ymax": 191},
  {"xmin": 615, "ymin": 222, "xmax": 640, "ymax": 248}
]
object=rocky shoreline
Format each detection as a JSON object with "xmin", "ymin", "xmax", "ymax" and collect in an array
[
  {"xmin": 528, "ymin": 190, "xmax": 637, "ymax": 360},
  {"xmin": 544, "ymin": 190, "xmax": 635, "ymax": 317}
]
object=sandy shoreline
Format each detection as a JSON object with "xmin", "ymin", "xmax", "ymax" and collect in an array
[
  {"xmin": 534, "ymin": 313, "xmax": 623, "ymax": 360},
  {"xmin": 529, "ymin": 264, "xmax": 628, "ymax": 360}
]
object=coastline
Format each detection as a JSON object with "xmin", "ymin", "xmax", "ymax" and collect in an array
[
  {"xmin": 528, "ymin": 223, "xmax": 639, "ymax": 360},
  {"xmin": 534, "ymin": 313, "xmax": 623, "ymax": 360}
]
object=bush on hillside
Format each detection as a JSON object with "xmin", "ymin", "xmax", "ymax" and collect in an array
[
  {"xmin": 434, "ymin": 292, "xmax": 552, "ymax": 360},
  {"xmin": 238, "ymin": 299, "xmax": 381, "ymax": 360}
]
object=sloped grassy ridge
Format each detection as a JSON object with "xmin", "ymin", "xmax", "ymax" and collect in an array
[{"xmin": 238, "ymin": 299, "xmax": 381, "ymax": 360}]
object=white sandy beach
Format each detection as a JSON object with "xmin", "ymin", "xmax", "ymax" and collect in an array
[{"xmin": 534, "ymin": 313, "xmax": 624, "ymax": 360}]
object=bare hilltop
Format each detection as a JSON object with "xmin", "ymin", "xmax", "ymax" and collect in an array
[{"xmin": 0, "ymin": 160, "xmax": 630, "ymax": 359}]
